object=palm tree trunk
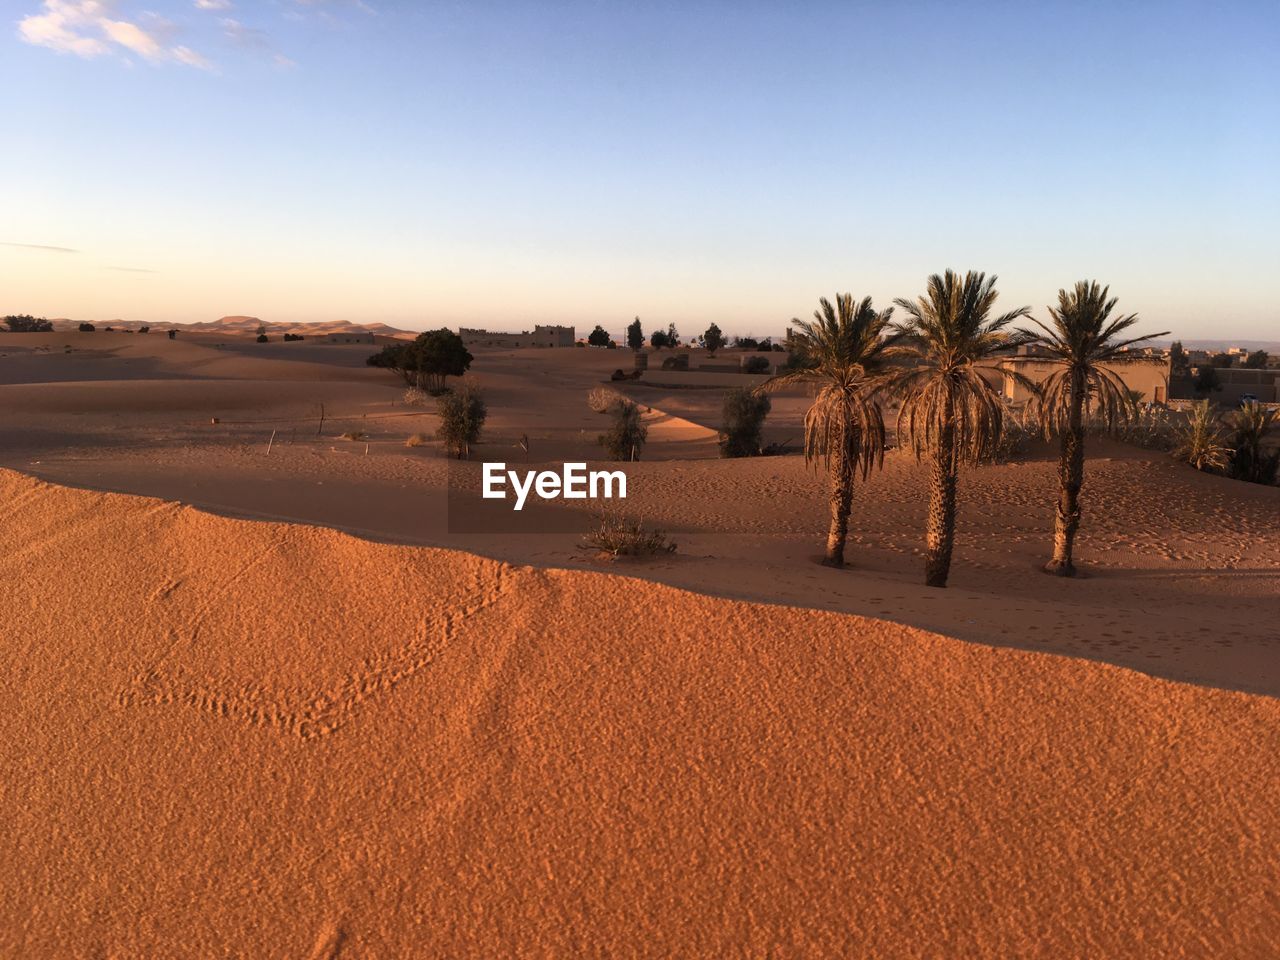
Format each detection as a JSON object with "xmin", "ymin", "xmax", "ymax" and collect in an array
[
  {"xmin": 823, "ymin": 455, "xmax": 853, "ymax": 567},
  {"xmin": 925, "ymin": 422, "xmax": 957, "ymax": 588},
  {"xmin": 1047, "ymin": 369, "xmax": 1086, "ymax": 576}
]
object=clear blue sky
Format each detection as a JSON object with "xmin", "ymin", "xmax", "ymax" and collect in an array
[{"xmin": 2, "ymin": 0, "xmax": 1277, "ymax": 339}]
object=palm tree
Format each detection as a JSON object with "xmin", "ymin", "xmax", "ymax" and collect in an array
[
  {"xmin": 759, "ymin": 294, "xmax": 900, "ymax": 567},
  {"xmin": 892, "ymin": 270, "xmax": 1031, "ymax": 588},
  {"xmin": 1020, "ymin": 281, "xmax": 1168, "ymax": 576},
  {"xmin": 1226, "ymin": 401, "xmax": 1280, "ymax": 485}
]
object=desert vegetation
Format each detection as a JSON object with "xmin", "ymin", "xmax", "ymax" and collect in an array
[
  {"xmin": 581, "ymin": 515, "xmax": 676, "ymax": 558},
  {"xmin": 3, "ymin": 314, "xmax": 53, "ymax": 333},
  {"xmin": 368, "ymin": 328, "xmax": 473, "ymax": 394},
  {"xmin": 892, "ymin": 271, "xmax": 1031, "ymax": 588},
  {"xmin": 718, "ymin": 387, "xmax": 770, "ymax": 458},
  {"xmin": 760, "ymin": 293, "xmax": 899, "ymax": 567},
  {"xmin": 703, "ymin": 322, "xmax": 726, "ymax": 356},
  {"xmin": 598, "ymin": 399, "xmax": 647, "ymax": 461},
  {"xmin": 1226, "ymin": 401, "xmax": 1279, "ymax": 484},
  {"xmin": 436, "ymin": 383, "xmax": 487, "ymax": 459},
  {"xmin": 1172, "ymin": 400, "xmax": 1232, "ymax": 473},
  {"xmin": 1020, "ymin": 281, "xmax": 1167, "ymax": 576},
  {"xmin": 587, "ymin": 386, "xmax": 623, "ymax": 414}
]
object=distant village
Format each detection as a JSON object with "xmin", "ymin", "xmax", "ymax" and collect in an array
[{"xmin": 452, "ymin": 323, "xmax": 1278, "ymax": 407}]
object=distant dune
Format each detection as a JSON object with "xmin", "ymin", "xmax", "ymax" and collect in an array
[
  {"xmin": 1, "ymin": 469, "xmax": 1276, "ymax": 956},
  {"xmin": 48, "ymin": 315, "xmax": 414, "ymax": 337}
]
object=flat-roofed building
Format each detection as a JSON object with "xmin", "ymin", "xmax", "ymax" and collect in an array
[{"xmin": 459, "ymin": 325, "xmax": 575, "ymax": 348}]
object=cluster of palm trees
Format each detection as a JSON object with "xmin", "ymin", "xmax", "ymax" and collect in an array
[{"xmin": 762, "ymin": 271, "xmax": 1168, "ymax": 587}]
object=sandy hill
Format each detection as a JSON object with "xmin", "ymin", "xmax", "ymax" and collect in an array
[
  {"xmin": 1, "ymin": 469, "xmax": 1276, "ymax": 957},
  {"xmin": 48, "ymin": 315, "xmax": 413, "ymax": 337}
]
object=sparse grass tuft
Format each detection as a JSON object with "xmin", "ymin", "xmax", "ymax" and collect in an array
[
  {"xmin": 403, "ymin": 387, "xmax": 429, "ymax": 406},
  {"xmin": 587, "ymin": 386, "xmax": 622, "ymax": 413},
  {"xmin": 339, "ymin": 430, "xmax": 368, "ymax": 442},
  {"xmin": 405, "ymin": 432, "xmax": 429, "ymax": 448},
  {"xmin": 581, "ymin": 516, "xmax": 676, "ymax": 559}
]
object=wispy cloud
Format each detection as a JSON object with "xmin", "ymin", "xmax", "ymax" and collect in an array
[
  {"xmin": 17, "ymin": 1, "xmax": 215, "ymax": 70},
  {"xmin": 194, "ymin": 0, "xmax": 231, "ymax": 9},
  {"xmin": 1, "ymin": 241, "xmax": 79, "ymax": 253},
  {"xmin": 105, "ymin": 265, "xmax": 157, "ymax": 273},
  {"xmin": 219, "ymin": 16, "xmax": 295, "ymax": 69}
]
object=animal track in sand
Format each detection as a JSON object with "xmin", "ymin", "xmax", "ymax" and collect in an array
[{"xmin": 118, "ymin": 564, "xmax": 515, "ymax": 740}]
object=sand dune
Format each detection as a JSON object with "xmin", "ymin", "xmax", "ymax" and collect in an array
[
  {"xmin": 2, "ymin": 335, "xmax": 1276, "ymax": 698},
  {"xmin": 1, "ymin": 469, "xmax": 1277, "ymax": 956}
]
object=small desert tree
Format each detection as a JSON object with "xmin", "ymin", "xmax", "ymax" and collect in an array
[
  {"xmin": 719, "ymin": 387, "xmax": 770, "ymax": 458},
  {"xmin": 368, "ymin": 328, "xmax": 473, "ymax": 394},
  {"xmin": 1193, "ymin": 365, "xmax": 1223, "ymax": 396},
  {"xmin": 704, "ymin": 322, "xmax": 726, "ymax": 357},
  {"xmin": 1244, "ymin": 350, "xmax": 1269, "ymax": 369},
  {"xmin": 626, "ymin": 317, "xmax": 644, "ymax": 350},
  {"xmin": 599, "ymin": 399, "xmax": 647, "ymax": 461},
  {"xmin": 3, "ymin": 315, "xmax": 53, "ymax": 333},
  {"xmin": 588, "ymin": 325, "xmax": 610, "ymax": 347},
  {"xmin": 79, "ymin": 322, "xmax": 95, "ymax": 332},
  {"xmin": 436, "ymin": 383, "xmax": 487, "ymax": 459},
  {"xmin": 666, "ymin": 322, "xmax": 679, "ymax": 347}
]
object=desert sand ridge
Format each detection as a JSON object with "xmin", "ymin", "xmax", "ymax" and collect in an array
[
  {"xmin": 1, "ymin": 468, "xmax": 1277, "ymax": 956},
  {"xmin": 1, "ymin": 332, "xmax": 1276, "ymax": 698}
]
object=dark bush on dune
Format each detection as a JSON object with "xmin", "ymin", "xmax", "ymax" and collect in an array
[
  {"xmin": 719, "ymin": 388, "xmax": 771, "ymax": 458},
  {"xmin": 368, "ymin": 328, "xmax": 473, "ymax": 395},
  {"xmin": 436, "ymin": 383, "xmax": 487, "ymax": 459},
  {"xmin": 3, "ymin": 315, "xmax": 54, "ymax": 333},
  {"xmin": 599, "ymin": 399, "xmax": 647, "ymax": 461}
]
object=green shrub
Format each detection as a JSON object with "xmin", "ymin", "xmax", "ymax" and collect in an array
[
  {"xmin": 436, "ymin": 383, "xmax": 487, "ymax": 459},
  {"xmin": 743, "ymin": 355, "xmax": 770, "ymax": 374},
  {"xmin": 1171, "ymin": 400, "xmax": 1230, "ymax": 473},
  {"xmin": 718, "ymin": 388, "xmax": 770, "ymax": 458},
  {"xmin": 1227, "ymin": 402, "xmax": 1279, "ymax": 485},
  {"xmin": 598, "ymin": 399, "xmax": 647, "ymax": 460}
]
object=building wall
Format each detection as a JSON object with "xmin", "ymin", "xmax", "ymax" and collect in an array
[
  {"xmin": 1176, "ymin": 368, "xmax": 1280, "ymax": 404},
  {"xmin": 996, "ymin": 357, "xmax": 1171, "ymax": 405},
  {"xmin": 459, "ymin": 325, "xmax": 575, "ymax": 348}
]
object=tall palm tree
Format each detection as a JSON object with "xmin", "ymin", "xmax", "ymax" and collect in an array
[
  {"xmin": 892, "ymin": 270, "xmax": 1031, "ymax": 588},
  {"xmin": 759, "ymin": 294, "xmax": 900, "ymax": 567},
  {"xmin": 1020, "ymin": 282, "xmax": 1168, "ymax": 575}
]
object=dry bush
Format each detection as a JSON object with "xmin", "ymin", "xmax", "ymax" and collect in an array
[
  {"xmin": 405, "ymin": 433, "xmax": 429, "ymax": 448},
  {"xmin": 598, "ymin": 399, "xmax": 647, "ymax": 460},
  {"xmin": 339, "ymin": 430, "xmax": 368, "ymax": 442},
  {"xmin": 403, "ymin": 387, "xmax": 429, "ymax": 406},
  {"xmin": 581, "ymin": 516, "xmax": 676, "ymax": 559},
  {"xmin": 588, "ymin": 386, "xmax": 622, "ymax": 414},
  {"xmin": 987, "ymin": 409, "xmax": 1038, "ymax": 464},
  {"xmin": 1111, "ymin": 404, "xmax": 1176, "ymax": 451}
]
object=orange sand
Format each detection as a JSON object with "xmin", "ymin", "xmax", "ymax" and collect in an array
[
  {"xmin": 2, "ymin": 332, "xmax": 1275, "ymax": 695},
  {"xmin": 2, "ymin": 469, "xmax": 1277, "ymax": 956}
]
